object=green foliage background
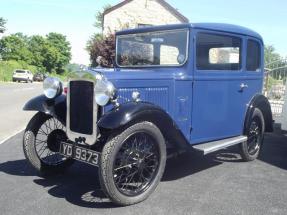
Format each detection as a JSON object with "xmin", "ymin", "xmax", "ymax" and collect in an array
[
  {"xmin": 0, "ymin": 32, "xmax": 71, "ymax": 74},
  {"xmin": 0, "ymin": 17, "xmax": 73, "ymax": 82}
]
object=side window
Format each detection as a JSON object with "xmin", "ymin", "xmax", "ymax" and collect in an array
[
  {"xmin": 196, "ymin": 33, "xmax": 242, "ymax": 71},
  {"xmin": 247, "ymin": 40, "xmax": 261, "ymax": 71}
]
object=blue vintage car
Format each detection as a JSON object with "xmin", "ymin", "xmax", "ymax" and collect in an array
[{"xmin": 23, "ymin": 23, "xmax": 273, "ymax": 206}]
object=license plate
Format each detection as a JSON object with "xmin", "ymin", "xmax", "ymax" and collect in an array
[{"xmin": 60, "ymin": 142, "xmax": 100, "ymax": 166}]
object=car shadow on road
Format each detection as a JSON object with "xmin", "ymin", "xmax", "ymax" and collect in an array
[
  {"xmin": 0, "ymin": 158, "xmax": 38, "ymax": 176},
  {"xmin": 2, "ymin": 135, "xmax": 286, "ymax": 209},
  {"xmin": 162, "ymin": 147, "xmax": 242, "ymax": 181},
  {"xmin": 33, "ymin": 163, "xmax": 117, "ymax": 208},
  {"xmin": 0, "ymin": 148, "xmax": 243, "ymax": 208},
  {"xmin": 258, "ymin": 130, "xmax": 287, "ymax": 170}
]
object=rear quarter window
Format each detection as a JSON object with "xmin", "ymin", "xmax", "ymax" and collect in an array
[
  {"xmin": 196, "ymin": 33, "xmax": 242, "ymax": 71},
  {"xmin": 246, "ymin": 40, "xmax": 261, "ymax": 71}
]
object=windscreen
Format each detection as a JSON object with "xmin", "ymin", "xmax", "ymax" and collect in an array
[{"xmin": 116, "ymin": 29, "xmax": 189, "ymax": 67}]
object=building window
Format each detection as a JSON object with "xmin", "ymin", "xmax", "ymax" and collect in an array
[
  {"xmin": 196, "ymin": 33, "xmax": 242, "ymax": 71},
  {"xmin": 246, "ymin": 40, "xmax": 261, "ymax": 71},
  {"xmin": 137, "ymin": 23, "xmax": 153, "ymax": 28}
]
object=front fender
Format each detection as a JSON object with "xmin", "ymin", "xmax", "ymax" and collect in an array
[
  {"xmin": 98, "ymin": 102, "xmax": 189, "ymax": 149},
  {"xmin": 23, "ymin": 94, "xmax": 66, "ymax": 124}
]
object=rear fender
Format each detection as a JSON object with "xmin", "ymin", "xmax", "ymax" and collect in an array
[{"xmin": 244, "ymin": 94, "xmax": 273, "ymax": 133}]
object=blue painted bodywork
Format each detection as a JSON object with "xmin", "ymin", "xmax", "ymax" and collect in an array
[{"xmin": 97, "ymin": 23, "xmax": 264, "ymax": 145}]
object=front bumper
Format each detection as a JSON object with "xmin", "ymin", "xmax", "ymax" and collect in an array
[{"xmin": 13, "ymin": 77, "xmax": 28, "ymax": 81}]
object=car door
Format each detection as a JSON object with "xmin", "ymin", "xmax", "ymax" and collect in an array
[
  {"xmin": 190, "ymin": 31, "xmax": 246, "ymax": 144},
  {"xmin": 242, "ymin": 38, "xmax": 264, "ymax": 106}
]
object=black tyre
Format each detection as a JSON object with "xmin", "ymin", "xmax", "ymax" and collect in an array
[
  {"xmin": 240, "ymin": 108, "xmax": 265, "ymax": 161},
  {"xmin": 23, "ymin": 112, "xmax": 74, "ymax": 174},
  {"xmin": 99, "ymin": 121, "xmax": 166, "ymax": 206}
]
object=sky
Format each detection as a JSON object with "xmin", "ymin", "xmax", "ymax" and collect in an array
[{"xmin": 0, "ymin": 0, "xmax": 287, "ymax": 65}]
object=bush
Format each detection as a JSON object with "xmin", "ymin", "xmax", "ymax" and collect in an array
[
  {"xmin": 0, "ymin": 60, "xmax": 38, "ymax": 82},
  {"xmin": 87, "ymin": 34, "xmax": 115, "ymax": 67}
]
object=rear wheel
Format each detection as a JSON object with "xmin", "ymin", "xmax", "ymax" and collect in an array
[
  {"xmin": 240, "ymin": 108, "xmax": 265, "ymax": 161},
  {"xmin": 23, "ymin": 112, "xmax": 74, "ymax": 174},
  {"xmin": 99, "ymin": 122, "xmax": 166, "ymax": 206}
]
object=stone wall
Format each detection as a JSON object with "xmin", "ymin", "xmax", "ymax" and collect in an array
[{"xmin": 103, "ymin": 0, "xmax": 183, "ymax": 35}]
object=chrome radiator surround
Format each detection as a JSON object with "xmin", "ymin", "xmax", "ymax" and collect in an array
[{"xmin": 66, "ymin": 72, "xmax": 99, "ymax": 146}]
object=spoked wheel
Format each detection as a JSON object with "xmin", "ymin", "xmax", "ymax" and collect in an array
[
  {"xmin": 23, "ymin": 112, "xmax": 74, "ymax": 174},
  {"xmin": 113, "ymin": 132, "xmax": 160, "ymax": 196},
  {"xmin": 99, "ymin": 122, "xmax": 166, "ymax": 206},
  {"xmin": 240, "ymin": 108, "xmax": 265, "ymax": 161},
  {"xmin": 247, "ymin": 120, "xmax": 262, "ymax": 155}
]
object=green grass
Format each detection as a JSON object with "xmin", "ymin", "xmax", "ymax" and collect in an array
[
  {"xmin": 0, "ymin": 60, "xmax": 69, "ymax": 82},
  {"xmin": 0, "ymin": 60, "xmax": 38, "ymax": 82}
]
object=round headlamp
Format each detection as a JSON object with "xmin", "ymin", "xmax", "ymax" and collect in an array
[
  {"xmin": 94, "ymin": 78, "xmax": 116, "ymax": 106},
  {"xmin": 43, "ymin": 77, "xmax": 62, "ymax": 99}
]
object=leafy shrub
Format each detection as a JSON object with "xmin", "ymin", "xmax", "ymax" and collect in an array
[{"xmin": 87, "ymin": 34, "xmax": 115, "ymax": 67}]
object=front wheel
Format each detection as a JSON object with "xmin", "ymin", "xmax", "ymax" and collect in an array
[
  {"xmin": 23, "ymin": 112, "xmax": 74, "ymax": 174},
  {"xmin": 99, "ymin": 122, "xmax": 166, "ymax": 206},
  {"xmin": 240, "ymin": 108, "xmax": 265, "ymax": 161}
]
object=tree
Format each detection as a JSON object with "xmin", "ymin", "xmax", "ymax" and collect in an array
[
  {"xmin": 28, "ymin": 35, "xmax": 50, "ymax": 70},
  {"xmin": 42, "ymin": 45, "xmax": 61, "ymax": 73},
  {"xmin": 46, "ymin": 33, "xmax": 72, "ymax": 73},
  {"xmin": 87, "ymin": 34, "xmax": 115, "ymax": 67},
  {"xmin": 0, "ymin": 17, "xmax": 6, "ymax": 33},
  {"xmin": 264, "ymin": 45, "xmax": 282, "ymax": 68},
  {"xmin": 94, "ymin": 4, "xmax": 112, "ymax": 29},
  {"xmin": 0, "ymin": 32, "xmax": 72, "ymax": 74},
  {"xmin": 0, "ymin": 34, "xmax": 32, "ymax": 63},
  {"xmin": 87, "ymin": 4, "xmax": 132, "ymax": 67}
]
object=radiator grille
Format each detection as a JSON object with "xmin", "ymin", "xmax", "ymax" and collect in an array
[{"xmin": 69, "ymin": 81, "xmax": 94, "ymax": 135}]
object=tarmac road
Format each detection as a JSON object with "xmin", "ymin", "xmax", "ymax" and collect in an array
[
  {"xmin": 0, "ymin": 82, "xmax": 42, "ymax": 143},
  {"xmin": 1, "ymin": 82, "xmax": 287, "ymax": 214},
  {"xmin": 0, "ymin": 129, "xmax": 287, "ymax": 215}
]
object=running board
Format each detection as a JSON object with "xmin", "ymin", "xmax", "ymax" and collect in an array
[{"xmin": 192, "ymin": 135, "xmax": 247, "ymax": 155}]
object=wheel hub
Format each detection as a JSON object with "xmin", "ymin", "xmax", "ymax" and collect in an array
[
  {"xmin": 47, "ymin": 129, "xmax": 67, "ymax": 152},
  {"xmin": 247, "ymin": 119, "xmax": 262, "ymax": 155}
]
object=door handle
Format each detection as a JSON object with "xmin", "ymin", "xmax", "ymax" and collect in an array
[{"xmin": 240, "ymin": 83, "xmax": 248, "ymax": 91}]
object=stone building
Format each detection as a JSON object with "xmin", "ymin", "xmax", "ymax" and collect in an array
[{"xmin": 102, "ymin": 0, "xmax": 189, "ymax": 35}]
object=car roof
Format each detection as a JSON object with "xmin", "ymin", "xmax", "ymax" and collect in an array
[
  {"xmin": 116, "ymin": 23, "xmax": 263, "ymax": 41},
  {"xmin": 15, "ymin": 69, "xmax": 28, "ymax": 72}
]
